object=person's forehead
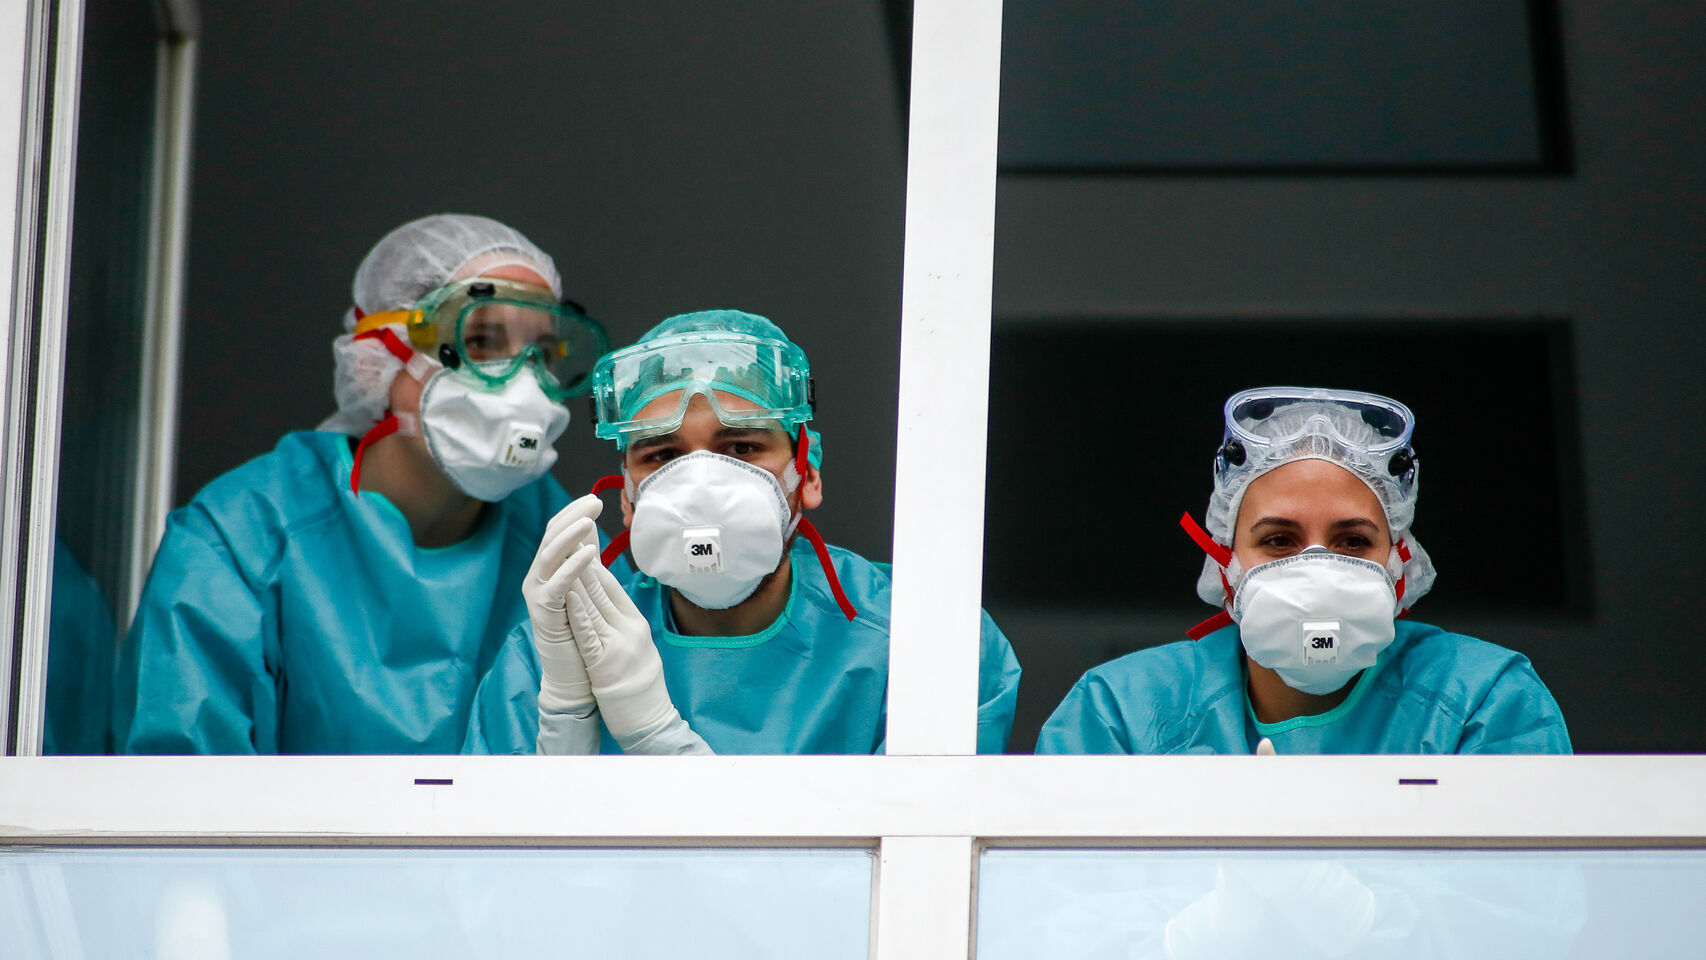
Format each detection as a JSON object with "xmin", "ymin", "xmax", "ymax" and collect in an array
[
  {"xmin": 1243, "ymin": 459, "xmax": 1385, "ymax": 516},
  {"xmin": 473, "ymin": 263, "xmax": 551, "ymax": 289}
]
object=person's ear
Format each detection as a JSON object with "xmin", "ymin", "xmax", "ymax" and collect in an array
[
  {"xmin": 387, "ymin": 364, "xmax": 425, "ymax": 415},
  {"xmin": 799, "ymin": 463, "xmax": 823, "ymax": 511},
  {"xmin": 620, "ymin": 487, "xmax": 635, "ymax": 527}
]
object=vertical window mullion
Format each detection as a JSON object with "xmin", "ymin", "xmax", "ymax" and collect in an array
[
  {"xmin": 886, "ymin": 0, "xmax": 1005, "ymax": 757},
  {"xmin": 872, "ymin": 835, "xmax": 976, "ymax": 960}
]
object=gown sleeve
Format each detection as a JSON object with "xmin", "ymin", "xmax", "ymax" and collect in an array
[
  {"xmin": 1455, "ymin": 656, "xmax": 1572, "ymax": 754},
  {"xmin": 1035, "ymin": 672, "xmax": 1135, "ymax": 755},
  {"xmin": 976, "ymin": 610, "xmax": 1024, "ymax": 754},
  {"xmin": 112, "ymin": 506, "xmax": 280, "ymax": 754}
]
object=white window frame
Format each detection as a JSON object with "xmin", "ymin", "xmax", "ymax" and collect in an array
[
  {"xmin": 0, "ymin": 0, "xmax": 196, "ymax": 750},
  {"xmin": 3, "ymin": 3, "xmax": 1705, "ymax": 959}
]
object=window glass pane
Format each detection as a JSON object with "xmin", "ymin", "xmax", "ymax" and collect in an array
[
  {"xmin": 1, "ymin": 846, "xmax": 871, "ymax": 958},
  {"xmin": 976, "ymin": 848, "xmax": 1706, "ymax": 958},
  {"xmin": 47, "ymin": 0, "xmax": 160, "ymax": 755}
]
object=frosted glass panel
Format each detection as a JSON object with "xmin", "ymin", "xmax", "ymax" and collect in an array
[
  {"xmin": 0, "ymin": 847, "xmax": 871, "ymax": 959},
  {"xmin": 977, "ymin": 848, "xmax": 1706, "ymax": 959}
]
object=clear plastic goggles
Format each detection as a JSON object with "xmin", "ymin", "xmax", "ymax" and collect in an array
[
  {"xmin": 591, "ymin": 331, "xmax": 814, "ymax": 446},
  {"xmin": 1216, "ymin": 386, "xmax": 1418, "ymax": 496},
  {"xmin": 357, "ymin": 277, "xmax": 608, "ymax": 399}
]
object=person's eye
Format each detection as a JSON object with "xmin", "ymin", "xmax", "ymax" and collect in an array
[
  {"xmin": 727, "ymin": 441, "xmax": 762, "ymax": 458},
  {"xmin": 1258, "ymin": 534, "xmax": 1295, "ymax": 550},
  {"xmin": 641, "ymin": 448, "xmax": 679, "ymax": 464},
  {"xmin": 1340, "ymin": 534, "xmax": 1373, "ymax": 550}
]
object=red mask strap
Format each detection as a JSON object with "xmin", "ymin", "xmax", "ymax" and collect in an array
[
  {"xmin": 586, "ymin": 475, "xmax": 632, "ymax": 567},
  {"xmin": 1393, "ymin": 538, "xmax": 1411, "ymax": 603},
  {"xmin": 1179, "ymin": 512, "xmax": 1236, "ymax": 640},
  {"xmin": 1186, "ymin": 611, "xmax": 1234, "ymax": 641},
  {"xmin": 794, "ymin": 425, "xmax": 811, "ymax": 480},
  {"xmin": 1179, "ymin": 512, "xmax": 1232, "ymax": 568},
  {"xmin": 353, "ymin": 326, "xmax": 416, "ymax": 365},
  {"xmin": 350, "ymin": 414, "xmax": 401, "ymax": 495},
  {"xmin": 795, "ymin": 517, "xmax": 856, "ymax": 621},
  {"xmin": 600, "ymin": 529, "xmax": 631, "ymax": 569}
]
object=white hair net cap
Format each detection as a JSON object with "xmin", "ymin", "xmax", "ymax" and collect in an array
[
  {"xmin": 1194, "ymin": 394, "xmax": 1438, "ymax": 611},
  {"xmin": 318, "ymin": 214, "xmax": 562, "ymax": 435}
]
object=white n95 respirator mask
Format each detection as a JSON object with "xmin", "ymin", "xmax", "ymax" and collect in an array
[
  {"xmin": 627, "ymin": 451, "xmax": 798, "ymax": 610},
  {"xmin": 1230, "ymin": 546, "xmax": 1399, "ymax": 695},
  {"xmin": 416, "ymin": 362, "xmax": 571, "ymax": 502}
]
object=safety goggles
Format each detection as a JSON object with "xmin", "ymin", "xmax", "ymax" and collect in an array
[
  {"xmin": 1216, "ymin": 386, "xmax": 1418, "ymax": 493},
  {"xmin": 591, "ymin": 331, "xmax": 814, "ymax": 446},
  {"xmin": 355, "ymin": 277, "xmax": 608, "ymax": 399}
]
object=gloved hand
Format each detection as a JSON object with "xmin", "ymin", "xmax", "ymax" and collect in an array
[
  {"xmin": 562, "ymin": 550, "xmax": 704, "ymax": 752},
  {"xmin": 523, "ymin": 496, "xmax": 605, "ymax": 717},
  {"xmin": 526, "ymin": 495, "xmax": 710, "ymax": 755}
]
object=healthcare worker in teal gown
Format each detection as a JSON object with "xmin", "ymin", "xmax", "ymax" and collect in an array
[
  {"xmin": 464, "ymin": 310, "xmax": 1022, "ymax": 755},
  {"xmin": 1037, "ymin": 387, "xmax": 1570, "ymax": 755},
  {"xmin": 112, "ymin": 214, "xmax": 618, "ymax": 753}
]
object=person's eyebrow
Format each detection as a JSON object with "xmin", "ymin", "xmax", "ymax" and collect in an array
[
  {"xmin": 628, "ymin": 433, "xmax": 679, "ymax": 453},
  {"xmin": 712, "ymin": 427, "xmax": 778, "ymax": 443},
  {"xmin": 1330, "ymin": 518, "xmax": 1382, "ymax": 532},
  {"xmin": 1247, "ymin": 517, "xmax": 1300, "ymax": 533}
]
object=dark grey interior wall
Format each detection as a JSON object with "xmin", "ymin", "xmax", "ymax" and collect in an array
[
  {"xmin": 989, "ymin": 1, "xmax": 1706, "ymax": 752},
  {"xmin": 176, "ymin": 2, "xmax": 906, "ymax": 560}
]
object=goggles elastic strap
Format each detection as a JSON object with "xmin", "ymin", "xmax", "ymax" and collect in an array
[
  {"xmin": 796, "ymin": 517, "xmax": 856, "ymax": 622},
  {"xmin": 350, "ymin": 414, "xmax": 401, "ymax": 496}
]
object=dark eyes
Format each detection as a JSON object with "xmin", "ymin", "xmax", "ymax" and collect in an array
[
  {"xmin": 1256, "ymin": 533, "xmax": 1377, "ymax": 554},
  {"xmin": 639, "ymin": 440, "xmax": 767, "ymax": 466}
]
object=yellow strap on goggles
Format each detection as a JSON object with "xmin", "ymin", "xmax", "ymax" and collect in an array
[{"xmin": 353, "ymin": 308, "xmax": 437, "ymax": 351}]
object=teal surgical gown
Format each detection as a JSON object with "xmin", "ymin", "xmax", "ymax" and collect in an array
[
  {"xmin": 464, "ymin": 540, "xmax": 1023, "ymax": 754},
  {"xmin": 112, "ymin": 430, "xmax": 583, "ymax": 754},
  {"xmin": 46, "ymin": 540, "xmax": 116, "ymax": 754},
  {"xmin": 1036, "ymin": 621, "xmax": 1570, "ymax": 755}
]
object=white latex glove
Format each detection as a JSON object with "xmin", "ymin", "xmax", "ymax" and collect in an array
[
  {"xmin": 558, "ymin": 544, "xmax": 709, "ymax": 754},
  {"xmin": 523, "ymin": 496, "xmax": 604, "ymax": 716}
]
